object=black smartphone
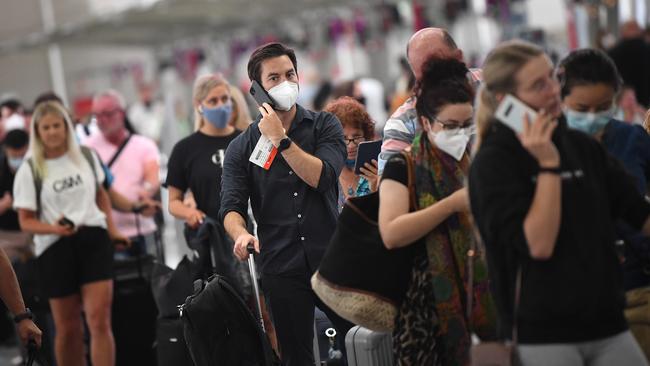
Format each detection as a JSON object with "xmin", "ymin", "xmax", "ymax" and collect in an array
[
  {"xmin": 354, "ymin": 140, "xmax": 382, "ymax": 175},
  {"xmin": 58, "ymin": 217, "xmax": 75, "ymax": 229},
  {"xmin": 249, "ymin": 80, "xmax": 276, "ymax": 109}
]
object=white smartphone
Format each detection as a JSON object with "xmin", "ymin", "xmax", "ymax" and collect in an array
[{"xmin": 494, "ymin": 94, "xmax": 538, "ymax": 133}]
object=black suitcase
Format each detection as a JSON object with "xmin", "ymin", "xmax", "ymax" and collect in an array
[
  {"xmin": 180, "ymin": 245, "xmax": 279, "ymax": 366},
  {"xmin": 112, "ymin": 255, "xmax": 158, "ymax": 366}
]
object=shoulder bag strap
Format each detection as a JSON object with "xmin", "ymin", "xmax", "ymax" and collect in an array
[
  {"xmin": 400, "ymin": 151, "xmax": 417, "ymax": 211},
  {"xmin": 107, "ymin": 134, "xmax": 131, "ymax": 168},
  {"xmin": 79, "ymin": 146, "xmax": 99, "ymax": 190},
  {"xmin": 27, "ymin": 158, "xmax": 42, "ymax": 217}
]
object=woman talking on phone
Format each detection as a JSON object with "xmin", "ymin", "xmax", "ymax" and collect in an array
[
  {"xmin": 13, "ymin": 101, "xmax": 126, "ymax": 366},
  {"xmin": 468, "ymin": 40, "xmax": 650, "ymax": 365}
]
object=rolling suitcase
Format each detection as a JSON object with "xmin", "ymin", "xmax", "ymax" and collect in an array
[{"xmin": 345, "ymin": 326, "xmax": 393, "ymax": 366}]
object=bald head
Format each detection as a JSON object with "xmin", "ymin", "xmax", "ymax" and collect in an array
[{"xmin": 407, "ymin": 28, "xmax": 463, "ymax": 80}]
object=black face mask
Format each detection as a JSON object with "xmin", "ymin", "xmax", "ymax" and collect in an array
[
  {"xmin": 355, "ymin": 96, "xmax": 367, "ymax": 106},
  {"xmin": 143, "ymin": 100, "xmax": 153, "ymax": 109}
]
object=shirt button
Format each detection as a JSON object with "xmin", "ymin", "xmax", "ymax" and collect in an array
[
  {"xmin": 297, "ymin": 214, "xmax": 302, "ymax": 219},
  {"xmin": 289, "ymin": 171, "xmax": 293, "ymax": 175},
  {"xmin": 301, "ymin": 237, "xmax": 305, "ymax": 241},
  {"xmin": 293, "ymin": 192, "xmax": 298, "ymax": 197}
]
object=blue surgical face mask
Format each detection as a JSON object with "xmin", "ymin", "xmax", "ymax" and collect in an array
[
  {"xmin": 345, "ymin": 159, "xmax": 356, "ymax": 169},
  {"xmin": 565, "ymin": 107, "xmax": 614, "ymax": 135},
  {"xmin": 7, "ymin": 156, "xmax": 23, "ymax": 170},
  {"xmin": 201, "ymin": 103, "xmax": 232, "ymax": 129}
]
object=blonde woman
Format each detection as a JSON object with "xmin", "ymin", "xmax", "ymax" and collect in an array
[
  {"xmin": 167, "ymin": 73, "xmax": 241, "ymax": 228},
  {"xmin": 468, "ymin": 40, "xmax": 650, "ymax": 365},
  {"xmin": 13, "ymin": 101, "xmax": 125, "ymax": 366},
  {"xmin": 229, "ymin": 85, "xmax": 254, "ymax": 131}
]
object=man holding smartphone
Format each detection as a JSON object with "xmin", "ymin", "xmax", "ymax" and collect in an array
[{"xmin": 220, "ymin": 42, "xmax": 351, "ymax": 365}]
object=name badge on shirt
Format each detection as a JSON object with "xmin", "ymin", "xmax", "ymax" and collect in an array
[{"xmin": 249, "ymin": 134, "xmax": 278, "ymax": 170}]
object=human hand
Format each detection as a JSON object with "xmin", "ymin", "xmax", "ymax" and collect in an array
[
  {"xmin": 360, "ymin": 159, "xmax": 380, "ymax": 192},
  {"xmin": 186, "ymin": 209, "xmax": 206, "ymax": 229},
  {"xmin": 17, "ymin": 319, "xmax": 42, "ymax": 347},
  {"xmin": 258, "ymin": 103, "xmax": 286, "ymax": 146},
  {"xmin": 520, "ymin": 110, "xmax": 560, "ymax": 168},
  {"xmin": 133, "ymin": 198, "xmax": 161, "ymax": 217},
  {"xmin": 109, "ymin": 230, "xmax": 131, "ymax": 250},
  {"xmin": 0, "ymin": 192, "xmax": 12, "ymax": 213},
  {"xmin": 52, "ymin": 217, "xmax": 75, "ymax": 236},
  {"xmin": 233, "ymin": 233, "xmax": 259, "ymax": 261}
]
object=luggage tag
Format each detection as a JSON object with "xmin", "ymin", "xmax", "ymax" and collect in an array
[{"xmin": 249, "ymin": 134, "xmax": 278, "ymax": 170}]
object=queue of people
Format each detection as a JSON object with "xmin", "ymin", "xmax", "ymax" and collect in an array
[{"xmin": 0, "ymin": 24, "xmax": 649, "ymax": 366}]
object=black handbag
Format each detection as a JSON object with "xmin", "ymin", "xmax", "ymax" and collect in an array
[{"xmin": 312, "ymin": 151, "xmax": 418, "ymax": 332}]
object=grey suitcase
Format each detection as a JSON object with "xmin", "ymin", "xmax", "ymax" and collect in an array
[{"xmin": 345, "ymin": 326, "xmax": 394, "ymax": 366}]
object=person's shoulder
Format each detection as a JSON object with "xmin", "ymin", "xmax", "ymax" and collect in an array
[
  {"xmin": 83, "ymin": 133, "xmax": 102, "ymax": 147},
  {"xmin": 389, "ymin": 95, "xmax": 416, "ymax": 120},
  {"xmin": 130, "ymin": 134, "xmax": 158, "ymax": 150}
]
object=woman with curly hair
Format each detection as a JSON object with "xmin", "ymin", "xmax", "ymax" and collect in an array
[{"xmin": 324, "ymin": 96, "xmax": 379, "ymax": 210}]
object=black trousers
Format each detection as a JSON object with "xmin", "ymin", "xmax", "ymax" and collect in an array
[{"xmin": 262, "ymin": 271, "xmax": 354, "ymax": 366}]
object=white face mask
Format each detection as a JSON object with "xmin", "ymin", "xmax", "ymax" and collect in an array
[
  {"xmin": 427, "ymin": 126, "xmax": 474, "ymax": 161},
  {"xmin": 267, "ymin": 81, "xmax": 299, "ymax": 111}
]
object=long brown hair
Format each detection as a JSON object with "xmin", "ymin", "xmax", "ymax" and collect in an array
[{"xmin": 475, "ymin": 41, "xmax": 544, "ymax": 146}]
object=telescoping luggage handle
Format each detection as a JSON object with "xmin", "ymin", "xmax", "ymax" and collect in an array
[{"xmin": 247, "ymin": 244, "xmax": 266, "ymax": 333}]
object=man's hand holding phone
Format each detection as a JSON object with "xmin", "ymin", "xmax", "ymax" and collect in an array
[
  {"xmin": 233, "ymin": 233, "xmax": 259, "ymax": 261},
  {"xmin": 258, "ymin": 103, "xmax": 286, "ymax": 147}
]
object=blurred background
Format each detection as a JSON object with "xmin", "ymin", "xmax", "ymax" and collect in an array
[{"xmin": 1, "ymin": 0, "xmax": 648, "ymax": 131}]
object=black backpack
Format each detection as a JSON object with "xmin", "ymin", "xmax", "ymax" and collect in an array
[{"xmin": 180, "ymin": 274, "xmax": 279, "ymax": 366}]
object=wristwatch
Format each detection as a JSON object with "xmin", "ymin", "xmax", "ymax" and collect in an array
[
  {"xmin": 13, "ymin": 308, "xmax": 33, "ymax": 323},
  {"xmin": 277, "ymin": 136, "xmax": 292, "ymax": 153}
]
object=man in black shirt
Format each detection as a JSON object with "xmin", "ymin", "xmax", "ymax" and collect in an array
[
  {"xmin": 0, "ymin": 129, "xmax": 28, "ymax": 231},
  {"xmin": 220, "ymin": 43, "xmax": 351, "ymax": 365}
]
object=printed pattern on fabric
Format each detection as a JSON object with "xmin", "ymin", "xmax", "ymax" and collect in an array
[{"xmin": 392, "ymin": 133, "xmax": 496, "ymax": 366}]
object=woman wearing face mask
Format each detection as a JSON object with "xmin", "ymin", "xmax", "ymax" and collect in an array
[
  {"xmin": 558, "ymin": 49, "xmax": 650, "ymax": 290},
  {"xmin": 378, "ymin": 58, "xmax": 496, "ymax": 365},
  {"xmin": 469, "ymin": 40, "xmax": 650, "ymax": 365},
  {"xmin": 323, "ymin": 96, "xmax": 379, "ymax": 211},
  {"xmin": 167, "ymin": 73, "xmax": 241, "ymax": 230}
]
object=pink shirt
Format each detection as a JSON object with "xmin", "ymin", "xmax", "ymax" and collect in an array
[{"xmin": 85, "ymin": 133, "xmax": 159, "ymax": 237}]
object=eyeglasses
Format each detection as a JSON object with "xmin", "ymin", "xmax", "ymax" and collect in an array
[
  {"xmin": 93, "ymin": 109, "xmax": 121, "ymax": 120},
  {"xmin": 433, "ymin": 118, "xmax": 476, "ymax": 135},
  {"xmin": 344, "ymin": 136, "xmax": 365, "ymax": 146}
]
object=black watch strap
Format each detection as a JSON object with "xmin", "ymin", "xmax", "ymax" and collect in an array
[
  {"xmin": 277, "ymin": 137, "xmax": 292, "ymax": 153},
  {"xmin": 13, "ymin": 308, "xmax": 33, "ymax": 323}
]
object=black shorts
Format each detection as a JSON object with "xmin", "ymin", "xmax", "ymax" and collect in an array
[{"xmin": 37, "ymin": 226, "xmax": 114, "ymax": 299}]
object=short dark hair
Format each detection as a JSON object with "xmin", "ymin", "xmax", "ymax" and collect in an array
[
  {"xmin": 34, "ymin": 91, "xmax": 64, "ymax": 109},
  {"xmin": 247, "ymin": 42, "xmax": 298, "ymax": 83},
  {"xmin": 0, "ymin": 99, "xmax": 23, "ymax": 114},
  {"xmin": 557, "ymin": 48, "xmax": 622, "ymax": 98},
  {"xmin": 3, "ymin": 129, "xmax": 28, "ymax": 149},
  {"xmin": 415, "ymin": 57, "xmax": 473, "ymax": 123}
]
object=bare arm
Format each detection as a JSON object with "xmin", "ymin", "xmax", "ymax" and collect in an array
[
  {"xmin": 168, "ymin": 186, "xmax": 205, "ymax": 228},
  {"xmin": 139, "ymin": 160, "xmax": 160, "ymax": 199},
  {"xmin": 225, "ymin": 211, "xmax": 259, "ymax": 261},
  {"xmin": 17, "ymin": 209, "xmax": 73, "ymax": 236},
  {"xmin": 0, "ymin": 248, "xmax": 26, "ymax": 316},
  {"xmin": 280, "ymin": 143, "xmax": 323, "ymax": 188},
  {"xmin": 96, "ymin": 185, "xmax": 128, "ymax": 243},
  {"xmin": 378, "ymin": 179, "xmax": 466, "ymax": 249},
  {"xmin": 0, "ymin": 248, "xmax": 41, "ymax": 346},
  {"xmin": 519, "ymin": 113, "xmax": 562, "ymax": 260}
]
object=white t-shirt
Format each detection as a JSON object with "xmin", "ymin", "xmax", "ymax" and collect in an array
[{"xmin": 13, "ymin": 151, "xmax": 107, "ymax": 256}]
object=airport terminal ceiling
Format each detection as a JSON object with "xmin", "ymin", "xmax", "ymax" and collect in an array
[{"xmin": 0, "ymin": 0, "xmax": 390, "ymax": 53}]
